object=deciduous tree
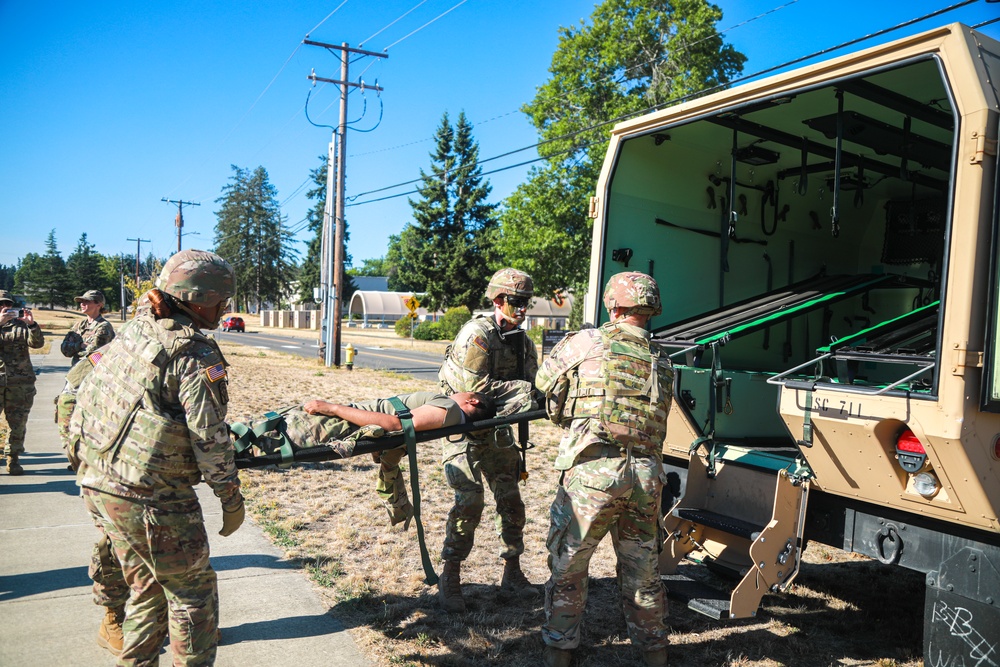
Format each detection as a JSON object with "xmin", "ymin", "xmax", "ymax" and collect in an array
[{"xmin": 500, "ymin": 0, "xmax": 745, "ymax": 293}]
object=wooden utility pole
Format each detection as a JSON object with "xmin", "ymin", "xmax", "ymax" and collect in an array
[
  {"xmin": 161, "ymin": 198, "xmax": 200, "ymax": 252},
  {"xmin": 126, "ymin": 237, "xmax": 150, "ymax": 311},
  {"xmin": 305, "ymin": 39, "xmax": 386, "ymax": 367}
]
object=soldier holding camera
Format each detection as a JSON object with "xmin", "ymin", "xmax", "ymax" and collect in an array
[{"xmin": 0, "ymin": 289, "xmax": 44, "ymax": 475}]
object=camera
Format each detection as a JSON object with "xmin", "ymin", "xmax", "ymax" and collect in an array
[{"xmin": 18, "ymin": 309, "xmax": 25, "ymax": 317}]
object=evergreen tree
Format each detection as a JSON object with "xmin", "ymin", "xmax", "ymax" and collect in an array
[
  {"xmin": 0, "ymin": 264, "xmax": 16, "ymax": 292},
  {"xmin": 214, "ymin": 165, "xmax": 299, "ymax": 312},
  {"xmin": 298, "ymin": 155, "xmax": 356, "ymax": 305},
  {"xmin": 18, "ymin": 230, "xmax": 72, "ymax": 307},
  {"xmin": 66, "ymin": 233, "xmax": 104, "ymax": 298},
  {"xmin": 407, "ymin": 112, "xmax": 497, "ymax": 312},
  {"xmin": 384, "ymin": 228, "xmax": 421, "ymax": 293},
  {"xmin": 500, "ymin": 0, "xmax": 745, "ymax": 293}
]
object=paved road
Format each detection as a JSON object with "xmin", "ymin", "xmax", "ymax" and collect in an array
[
  {"xmin": 213, "ymin": 329, "xmax": 444, "ymax": 381},
  {"xmin": 0, "ymin": 348, "xmax": 370, "ymax": 667}
]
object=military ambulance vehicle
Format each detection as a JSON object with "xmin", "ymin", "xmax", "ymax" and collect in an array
[{"xmin": 586, "ymin": 22, "xmax": 1000, "ymax": 662}]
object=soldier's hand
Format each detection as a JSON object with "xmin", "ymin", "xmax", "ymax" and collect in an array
[
  {"xmin": 20, "ymin": 308, "xmax": 34, "ymax": 325},
  {"xmin": 219, "ymin": 495, "xmax": 245, "ymax": 537},
  {"xmin": 0, "ymin": 308, "xmax": 16, "ymax": 325}
]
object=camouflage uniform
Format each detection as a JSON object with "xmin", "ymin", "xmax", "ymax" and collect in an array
[
  {"xmin": 536, "ymin": 272, "xmax": 674, "ymax": 657},
  {"xmin": 0, "ymin": 309, "xmax": 44, "ymax": 459},
  {"xmin": 56, "ymin": 350, "xmax": 131, "ymax": 630},
  {"xmin": 245, "ymin": 392, "xmax": 464, "ymax": 525},
  {"xmin": 72, "ymin": 250, "xmax": 240, "ymax": 666},
  {"xmin": 62, "ymin": 314, "xmax": 115, "ymax": 366},
  {"xmin": 438, "ymin": 313, "xmax": 538, "ymax": 562}
]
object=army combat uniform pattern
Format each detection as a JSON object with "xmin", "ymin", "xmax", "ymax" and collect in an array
[
  {"xmin": 72, "ymin": 313, "xmax": 240, "ymax": 666},
  {"xmin": 246, "ymin": 391, "xmax": 465, "ymax": 526},
  {"xmin": 0, "ymin": 316, "xmax": 44, "ymax": 457},
  {"xmin": 63, "ymin": 314, "xmax": 116, "ymax": 366},
  {"xmin": 438, "ymin": 313, "xmax": 538, "ymax": 562},
  {"xmin": 54, "ymin": 349, "xmax": 131, "ymax": 616},
  {"xmin": 535, "ymin": 320, "xmax": 674, "ymax": 652}
]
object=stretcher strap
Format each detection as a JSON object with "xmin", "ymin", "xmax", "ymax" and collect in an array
[{"xmin": 387, "ymin": 396, "xmax": 438, "ymax": 586}]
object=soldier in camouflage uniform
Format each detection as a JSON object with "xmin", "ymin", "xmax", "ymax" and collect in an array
[
  {"xmin": 238, "ymin": 391, "xmax": 495, "ymax": 527},
  {"xmin": 535, "ymin": 272, "xmax": 674, "ymax": 667},
  {"xmin": 436, "ymin": 268, "xmax": 540, "ymax": 612},
  {"xmin": 61, "ymin": 289, "xmax": 115, "ymax": 366},
  {"xmin": 71, "ymin": 250, "xmax": 244, "ymax": 666},
  {"xmin": 0, "ymin": 290, "xmax": 44, "ymax": 475}
]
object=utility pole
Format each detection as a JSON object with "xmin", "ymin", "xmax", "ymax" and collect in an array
[
  {"xmin": 126, "ymin": 238, "xmax": 150, "ymax": 309},
  {"xmin": 305, "ymin": 39, "xmax": 386, "ymax": 368},
  {"xmin": 161, "ymin": 198, "xmax": 200, "ymax": 252}
]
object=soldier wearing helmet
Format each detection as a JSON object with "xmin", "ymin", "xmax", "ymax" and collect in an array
[
  {"xmin": 71, "ymin": 249, "xmax": 243, "ymax": 663},
  {"xmin": 435, "ymin": 267, "xmax": 540, "ymax": 612},
  {"xmin": 0, "ymin": 290, "xmax": 43, "ymax": 476},
  {"xmin": 61, "ymin": 289, "xmax": 115, "ymax": 367},
  {"xmin": 535, "ymin": 271, "xmax": 673, "ymax": 667}
]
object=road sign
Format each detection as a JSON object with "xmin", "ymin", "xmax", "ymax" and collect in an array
[{"xmin": 403, "ymin": 295, "xmax": 420, "ymax": 315}]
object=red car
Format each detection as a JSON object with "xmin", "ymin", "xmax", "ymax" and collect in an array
[{"xmin": 222, "ymin": 316, "xmax": 245, "ymax": 332}]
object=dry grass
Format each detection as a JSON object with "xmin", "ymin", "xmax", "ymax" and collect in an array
[{"xmin": 222, "ymin": 342, "xmax": 925, "ymax": 667}]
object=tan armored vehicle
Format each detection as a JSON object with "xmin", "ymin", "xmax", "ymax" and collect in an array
[{"xmin": 586, "ymin": 22, "xmax": 1000, "ymax": 663}]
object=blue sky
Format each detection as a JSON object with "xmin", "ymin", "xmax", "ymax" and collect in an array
[{"xmin": 1, "ymin": 1, "xmax": 997, "ymax": 271}]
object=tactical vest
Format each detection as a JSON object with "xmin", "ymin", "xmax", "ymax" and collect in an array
[
  {"xmin": 74, "ymin": 315, "xmax": 219, "ymax": 495},
  {"xmin": 439, "ymin": 314, "xmax": 528, "ymax": 392},
  {"xmin": 551, "ymin": 323, "xmax": 673, "ymax": 455}
]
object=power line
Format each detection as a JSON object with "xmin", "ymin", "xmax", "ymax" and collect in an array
[
  {"xmin": 360, "ymin": 0, "xmax": 429, "ymax": 47},
  {"xmin": 342, "ymin": 0, "xmax": 987, "ymax": 207},
  {"xmin": 383, "ymin": 0, "xmax": 469, "ymax": 50}
]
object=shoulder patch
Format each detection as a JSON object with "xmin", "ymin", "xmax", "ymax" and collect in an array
[
  {"xmin": 471, "ymin": 335, "xmax": 489, "ymax": 353},
  {"xmin": 204, "ymin": 363, "xmax": 227, "ymax": 383},
  {"xmin": 87, "ymin": 352, "xmax": 103, "ymax": 366}
]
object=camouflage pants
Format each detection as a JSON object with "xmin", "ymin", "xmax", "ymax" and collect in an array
[
  {"xmin": 55, "ymin": 388, "xmax": 80, "ymax": 470},
  {"xmin": 1, "ymin": 383, "xmax": 36, "ymax": 455},
  {"xmin": 441, "ymin": 440, "xmax": 525, "ymax": 562},
  {"xmin": 542, "ymin": 451, "xmax": 667, "ymax": 651},
  {"xmin": 374, "ymin": 446, "xmax": 412, "ymax": 526},
  {"xmin": 83, "ymin": 488, "xmax": 219, "ymax": 667}
]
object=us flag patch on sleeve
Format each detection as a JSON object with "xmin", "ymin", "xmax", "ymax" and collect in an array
[
  {"xmin": 472, "ymin": 336, "xmax": 489, "ymax": 353},
  {"xmin": 87, "ymin": 352, "xmax": 103, "ymax": 366},
  {"xmin": 205, "ymin": 363, "xmax": 227, "ymax": 383}
]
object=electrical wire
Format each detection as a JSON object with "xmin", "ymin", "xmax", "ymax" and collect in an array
[
  {"xmin": 360, "ymin": 0, "xmax": 429, "ymax": 47},
  {"xmin": 384, "ymin": 0, "xmax": 469, "ymax": 50},
  {"xmin": 305, "ymin": 0, "xmax": 352, "ymax": 39}
]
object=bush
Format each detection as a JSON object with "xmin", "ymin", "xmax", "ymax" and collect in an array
[
  {"xmin": 527, "ymin": 325, "xmax": 543, "ymax": 347},
  {"xmin": 438, "ymin": 306, "xmax": 472, "ymax": 340},
  {"xmin": 394, "ymin": 315, "xmax": 416, "ymax": 338},
  {"xmin": 413, "ymin": 321, "xmax": 441, "ymax": 340}
]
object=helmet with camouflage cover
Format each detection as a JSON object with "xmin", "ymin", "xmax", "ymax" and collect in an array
[
  {"xmin": 603, "ymin": 271, "xmax": 661, "ymax": 316},
  {"xmin": 61, "ymin": 331, "xmax": 85, "ymax": 358},
  {"xmin": 156, "ymin": 250, "xmax": 234, "ymax": 307},
  {"xmin": 485, "ymin": 268, "xmax": 534, "ymax": 300},
  {"xmin": 155, "ymin": 249, "xmax": 235, "ymax": 328}
]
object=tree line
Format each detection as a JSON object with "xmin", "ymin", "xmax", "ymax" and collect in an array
[{"xmin": 8, "ymin": 0, "xmax": 744, "ymax": 320}]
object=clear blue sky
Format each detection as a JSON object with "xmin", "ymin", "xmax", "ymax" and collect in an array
[{"xmin": 1, "ymin": 1, "xmax": 997, "ymax": 271}]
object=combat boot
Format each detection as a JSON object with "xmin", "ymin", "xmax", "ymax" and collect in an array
[
  {"xmin": 543, "ymin": 645, "xmax": 573, "ymax": 667},
  {"xmin": 437, "ymin": 560, "xmax": 466, "ymax": 613},
  {"xmin": 97, "ymin": 605, "xmax": 125, "ymax": 655},
  {"xmin": 500, "ymin": 556, "xmax": 539, "ymax": 597},
  {"xmin": 6, "ymin": 453, "xmax": 23, "ymax": 476},
  {"xmin": 643, "ymin": 648, "xmax": 668, "ymax": 666}
]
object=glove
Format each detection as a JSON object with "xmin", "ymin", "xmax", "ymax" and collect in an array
[{"xmin": 219, "ymin": 495, "xmax": 245, "ymax": 537}]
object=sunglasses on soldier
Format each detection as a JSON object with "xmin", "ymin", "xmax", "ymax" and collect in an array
[{"xmin": 504, "ymin": 295, "xmax": 530, "ymax": 309}]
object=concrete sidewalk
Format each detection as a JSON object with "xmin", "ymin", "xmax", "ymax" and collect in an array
[{"xmin": 0, "ymin": 349, "xmax": 370, "ymax": 666}]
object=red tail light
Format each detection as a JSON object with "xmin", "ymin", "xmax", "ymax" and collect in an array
[
  {"xmin": 896, "ymin": 429, "xmax": 926, "ymax": 455},
  {"xmin": 896, "ymin": 428, "xmax": 927, "ymax": 473}
]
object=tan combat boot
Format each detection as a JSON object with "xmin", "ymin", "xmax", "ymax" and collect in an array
[
  {"xmin": 543, "ymin": 645, "xmax": 573, "ymax": 667},
  {"xmin": 437, "ymin": 560, "xmax": 466, "ymax": 613},
  {"xmin": 97, "ymin": 606, "xmax": 125, "ymax": 655},
  {"xmin": 644, "ymin": 648, "xmax": 668, "ymax": 666},
  {"xmin": 6, "ymin": 453, "xmax": 23, "ymax": 476},
  {"xmin": 500, "ymin": 556, "xmax": 539, "ymax": 597}
]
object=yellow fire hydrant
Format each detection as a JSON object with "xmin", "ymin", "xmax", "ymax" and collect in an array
[{"xmin": 345, "ymin": 342, "xmax": 356, "ymax": 371}]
